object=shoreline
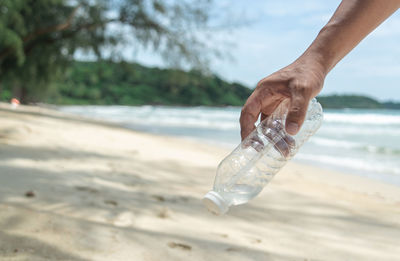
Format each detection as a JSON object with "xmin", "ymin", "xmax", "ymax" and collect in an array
[
  {"xmin": 1, "ymin": 102, "xmax": 400, "ymax": 260},
  {"xmin": 56, "ymin": 103, "xmax": 400, "ymax": 187}
]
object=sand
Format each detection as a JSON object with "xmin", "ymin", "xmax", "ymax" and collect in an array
[{"xmin": 0, "ymin": 102, "xmax": 400, "ymax": 261}]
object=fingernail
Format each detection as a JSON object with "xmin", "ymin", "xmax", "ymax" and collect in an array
[{"xmin": 286, "ymin": 122, "xmax": 299, "ymax": 135}]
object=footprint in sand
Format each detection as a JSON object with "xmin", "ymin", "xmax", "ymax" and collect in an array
[
  {"xmin": 225, "ymin": 247, "xmax": 244, "ymax": 252},
  {"xmin": 156, "ymin": 207, "xmax": 170, "ymax": 219},
  {"xmin": 104, "ymin": 199, "xmax": 118, "ymax": 207},
  {"xmin": 250, "ymin": 238, "xmax": 262, "ymax": 244},
  {"xmin": 152, "ymin": 195, "xmax": 190, "ymax": 203},
  {"xmin": 25, "ymin": 190, "xmax": 35, "ymax": 198},
  {"xmin": 75, "ymin": 186, "xmax": 99, "ymax": 194},
  {"xmin": 177, "ymin": 196, "xmax": 189, "ymax": 202},
  {"xmin": 152, "ymin": 195, "xmax": 165, "ymax": 202},
  {"xmin": 212, "ymin": 233, "xmax": 228, "ymax": 238},
  {"xmin": 167, "ymin": 242, "xmax": 192, "ymax": 251}
]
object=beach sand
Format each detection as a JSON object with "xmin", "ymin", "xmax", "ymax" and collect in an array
[{"xmin": 1, "ymin": 103, "xmax": 400, "ymax": 261}]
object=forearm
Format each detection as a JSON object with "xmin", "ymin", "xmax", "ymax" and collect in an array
[{"xmin": 300, "ymin": 0, "xmax": 400, "ymax": 74}]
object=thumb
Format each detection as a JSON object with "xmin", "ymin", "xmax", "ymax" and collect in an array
[{"xmin": 285, "ymin": 95, "xmax": 309, "ymax": 135}]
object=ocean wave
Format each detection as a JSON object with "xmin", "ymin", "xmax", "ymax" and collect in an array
[
  {"xmin": 296, "ymin": 153, "xmax": 400, "ymax": 176},
  {"xmin": 318, "ymin": 125, "xmax": 400, "ymax": 136},
  {"xmin": 62, "ymin": 105, "xmax": 240, "ymax": 120},
  {"xmin": 309, "ymin": 137, "xmax": 400, "ymax": 156},
  {"xmin": 362, "ymin": 145, "xmax": 400, "ymax": 155},
  {"xmin": 310, "ymin": 137, "xmax": 361, "ymax": 149},
  {"xmin": 324, "ymin": 113, "xmax": 400, "ymax": 125},
  {"xmin": 61, "ymin": 105, "xmax": 242, "ymax": 130},
  {"xmin": 128, "ymin": 117, "xmax": 239, "ymax": 130}
]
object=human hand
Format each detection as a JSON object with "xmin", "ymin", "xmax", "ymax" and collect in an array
[{"xmin": 240, "ymin": 56, "xmax": 326, "ymax": 140}]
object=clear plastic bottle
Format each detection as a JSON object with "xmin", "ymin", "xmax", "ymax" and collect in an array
[{"xmin": 203, "ymin": 98, "xmax": 323, "ymax": 215}]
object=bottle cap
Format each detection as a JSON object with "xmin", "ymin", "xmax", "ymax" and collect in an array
[{"xmin": 202, "ymin": 191, "xmax": 229, "ymax": 215}]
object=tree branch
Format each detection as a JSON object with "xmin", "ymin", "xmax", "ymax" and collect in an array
[
  {"xmin": 23, "ymin": 5, "xmax": 81, "ymax": 43},
  {"xmin": 0, "ymin": 5, "xmax": 81, "ymax": 62}
]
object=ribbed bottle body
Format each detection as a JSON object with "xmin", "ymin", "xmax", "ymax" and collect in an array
[{"xmin": 204, "ymin": 98, "xmax": 323, "ymax": 213}]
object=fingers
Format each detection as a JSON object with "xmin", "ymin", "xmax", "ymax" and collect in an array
[
  {"xmin": 259, "ymin": 98, "xmax": 281, "ymax": 122},
  {"xmin": 285, "ymin": 93, "xmax": 310, "ymax": 135},
  {"xmin": 241, "ymin": 89, "xmax": 284, "ymax": 140},
  {"xmin": 240, "ymin": 94, "xmax": 261, "ymax": 140}
]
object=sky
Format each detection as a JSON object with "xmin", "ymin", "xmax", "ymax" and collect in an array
[{"xmin": 125, "ymin": 0, "xmax": 400, "ymax": 102}]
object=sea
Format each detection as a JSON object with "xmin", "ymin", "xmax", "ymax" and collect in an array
[{"xmin": 58, "ymin": 105, "xmax": 400, "ymax": 186}]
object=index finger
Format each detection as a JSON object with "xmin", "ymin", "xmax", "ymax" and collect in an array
[{"xmin": 240, "ymin": 94, "xmax": 261, "ymax": 140}]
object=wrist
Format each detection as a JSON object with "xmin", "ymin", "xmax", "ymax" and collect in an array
[
  {"xmin": 299, "ymin": 23, "xmax": 342, "ymax": 76},
  {"xmin": 293, "ymin": 50, "xmax": 329, "ymax": 80}
]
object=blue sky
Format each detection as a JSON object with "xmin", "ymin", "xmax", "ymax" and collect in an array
[{"xmin": 131, "ymin": 0, "xmax": 400, "ymax": 101}]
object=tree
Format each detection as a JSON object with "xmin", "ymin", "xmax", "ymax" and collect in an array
[
  {"xmin": 48, "ymin": 61, "xmax": 252, "ymax": 106},
  {"xmin": 0, "ymin": 0, "xmax": 214, "ymax": 103}
]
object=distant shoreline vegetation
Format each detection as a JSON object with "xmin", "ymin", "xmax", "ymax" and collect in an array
[
  {"xmin": 2, "ymin": 61, "xmax": 399, "ymax": 109},
  {"xmin": 317, "ymin": 95, "xmax": 400, "ymax": 110},
  {"xmin": 46, "ymin": 61, "xmax": 252, "ymax": 106}
]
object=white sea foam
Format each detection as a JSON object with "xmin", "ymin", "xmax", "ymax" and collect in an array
[
  {"xmin": 62, "ymin": 105, "xmax": 240, "ymax": 130},
  {"xmin": 309, "ymin": 137, "xmax": 361, "ymax": 149},
  {"xmin": 319, "ymin": 125, "xmax": 400, "ymax": 136},
  {"xmin": 296, "ymin": 153, "xmax": 400, "ymax": 176},
  {"xmin": 324, "ymin": 112, "xmax": 400, "ymax": 125}
]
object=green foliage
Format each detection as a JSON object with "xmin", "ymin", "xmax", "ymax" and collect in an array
[
  {"xmin": 382, "ymin": 101, "xmax": 400, "ymax": 110},
  {"xmin": 317, "ymin": 95, "xmax": 382, "ymax": 109},
  {"xmin": 0, "ymin": 0, "xmax": 214, "ymax": 103},
  {"xmin": 317, "ymin": 94, "xmax": 400, "ymax": 109},
  {"xmin": 46, "ymin": 61, "xmax": 252, "ymax": 106}
]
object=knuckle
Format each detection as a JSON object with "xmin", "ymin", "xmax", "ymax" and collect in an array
[
  {"xmin": 257, "ymin": 80, "xmax": 271, "ymax": 90},
  {"xmin": 289, "ymin": 81, "xmax": 312, "ymax": 96},
  {"xmin": 289, "ymin": 106, "xmax": 301, "ymax": 114},
  {"xmin": 256, "ymin": 77, "xmax": 270, "ymax": 87},
  {"xmin": 255, "ymin": 80, "xmax": 264, "ymax": 89},
  {"xmin": 291, "ymin": 83, "xmax": 307, "ymax": 93}
]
